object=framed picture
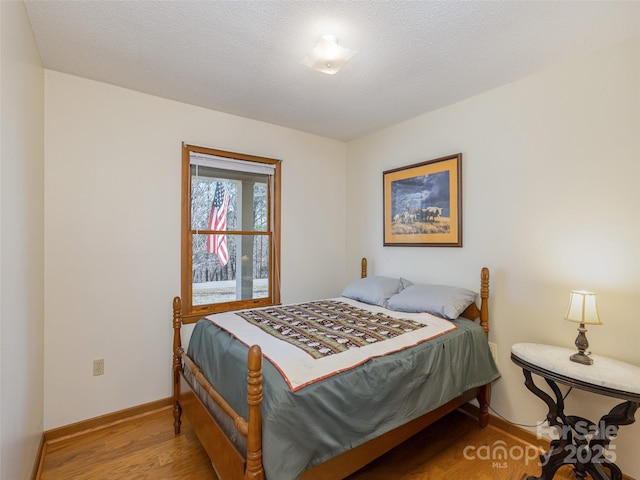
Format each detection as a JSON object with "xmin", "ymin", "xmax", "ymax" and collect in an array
[{"xmin": 383, "ymin": 153, "xmax": 462, "ymax": 247}]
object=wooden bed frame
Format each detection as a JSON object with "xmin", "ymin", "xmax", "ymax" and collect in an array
[{"xmin": 172, "ymin": 259, "xmax": 491, "ymax": 480}]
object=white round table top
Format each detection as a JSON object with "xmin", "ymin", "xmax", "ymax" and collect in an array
[{"xmin": 511, "ymin": 343, "xmax": 640, "ymax": 399}]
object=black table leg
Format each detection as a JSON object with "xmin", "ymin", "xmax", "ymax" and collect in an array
[
  {"xmin": 522, "ymin": 370, "xmax": 570, "ymax": 480},
  {"xmin": 583, "ymin": 401, "xmax": 638, "ymax": 480},
  {"xmin": 521, "ymin": 368, "xmax": 639, "ymax": 480}
]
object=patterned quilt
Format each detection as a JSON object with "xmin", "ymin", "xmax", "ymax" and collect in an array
[
  {"xmin": 206, "ymin": 297, "xmax": 457, "ymax": 391},
  {"xmin": 236, "ymin": 300, "xmax": 426, "ymax": 359}
]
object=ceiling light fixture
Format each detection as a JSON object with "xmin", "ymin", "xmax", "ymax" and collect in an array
[{"xmin": 302, "ymin": 34, "xmax": 357, "ymax": 75}]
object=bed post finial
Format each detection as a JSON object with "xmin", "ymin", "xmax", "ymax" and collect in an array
[
  {"xmin": 172, "ymin": 296, "xmax": 183, "ymax": 434},
  {"xmin": 361, "ymin": 257, "xmax": 368, "ymax": 278}
]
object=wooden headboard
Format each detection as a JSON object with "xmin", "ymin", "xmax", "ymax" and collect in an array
[
  {"xmin": 358, "ymin": 257, "xmax": 489, "ymax": 336},
  {"xmin": 460, "ymin": 267, "xmax": 489, "ymax": 336}
]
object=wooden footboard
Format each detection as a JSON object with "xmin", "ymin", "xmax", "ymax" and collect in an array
[
  {"xmin": 172, "ymin": 260, "xmax": 492, "ymax": 479},
  {"xmin": 173, "ymin": 296, "xmax": 265, "ymax": 480},
  {"xmin": 301, "ymin": 387, "xmax": 479, "ymax": 479},
  {"xmin": 178, "ymin": 374, "xmax": 246, "ymax": 478}
]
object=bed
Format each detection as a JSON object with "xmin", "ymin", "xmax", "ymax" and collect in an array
[{"xmin": 172, "ymin": 259, "xmax": 499, "ymax": 479}]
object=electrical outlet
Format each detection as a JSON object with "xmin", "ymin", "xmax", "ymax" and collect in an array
[
  {"xmin": 93, "ymin": 359, "xmax": 104, "ymax": 376},
  {"xmin": 488, "ymin": 342, "xmax": 498, "ymax": 362}
]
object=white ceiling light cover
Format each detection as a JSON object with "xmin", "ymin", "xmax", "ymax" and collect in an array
[{"xmin": 302, "ymin": 34, "xmax": 357, "ymax": 75}]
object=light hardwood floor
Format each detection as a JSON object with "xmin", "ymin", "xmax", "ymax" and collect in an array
[{"xmin": 38, "ymin": 407, "xmax": 591, "ymax": 480}]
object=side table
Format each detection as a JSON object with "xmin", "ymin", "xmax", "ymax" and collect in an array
[{"xmin": 511, "ymin": 343, "xmax": 640, "ymax": 480}]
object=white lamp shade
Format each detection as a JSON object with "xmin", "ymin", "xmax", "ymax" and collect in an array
[
  {"xmin": 302, "ymin": 34, "xmax": 357, "ymax": 75},
  {"xmin": 564, "ymin": 290, "xmax": 602, "ymax": 325}
]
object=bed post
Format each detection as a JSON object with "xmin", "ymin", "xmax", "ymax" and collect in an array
[
  {"xmin": 361, "ymin": 257, "xmax": 367, "ymax": 278},
  {"xmin": 479, "ymin": 267, "xmax": 489, "ymax": 336},
  {"xmin": 172, "ymin": 296, "xmax": 183, "ymax": 434},
  {"xmin": 477, "ymin": 267, "xmax": 490, "ymax": 427},
  {"xmin": 245, "ymin": 345, "xmax": 265, "ymax": 480}
]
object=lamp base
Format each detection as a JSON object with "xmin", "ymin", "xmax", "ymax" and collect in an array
[
  {"xmin": 571, "ymin": 323, "xmax": 593, "ymax": 365},
  {"xmin": 570, "ymin": 351, "xmax": 593, "ymax": 365}
]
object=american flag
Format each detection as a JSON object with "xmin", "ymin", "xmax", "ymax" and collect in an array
[{"xmin": 207, "ymin": 182, "xmax": 229, "ymax": 266}]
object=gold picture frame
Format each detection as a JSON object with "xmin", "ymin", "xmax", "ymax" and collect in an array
[{"xmin": 383, "ymin": 153, "xmax": 462, "ymax": 247}]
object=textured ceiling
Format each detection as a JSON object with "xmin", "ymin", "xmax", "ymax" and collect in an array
[{"xmin": 24, "ymin": 1, "xmax": 640, "ymax": 141}]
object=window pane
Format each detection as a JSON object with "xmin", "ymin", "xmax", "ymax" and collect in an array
[
  {"xmin": 190, "ymin": 166, "xmax": 268, "ymax": 232},
  {"xmin": 182, "ymin": 144, "xmax": 280, "ymax": 315},
  {"xmin": 192, "ymin": 233, "xmax": 270, "ymax": 306}
]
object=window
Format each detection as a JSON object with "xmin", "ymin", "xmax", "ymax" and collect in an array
[{"xmin": 181, "ymin": 144, "xmax": 281, "ymax": 318}]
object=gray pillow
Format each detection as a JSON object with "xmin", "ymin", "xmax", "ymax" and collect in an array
[
  {"xmin": 386, "ymin": 284, "xmax": 478, "ymax": 320},
  {"xmin": 400, "ymin": 277, "xmax": 414, "ymax": 289},
  {"xmin": 341, "ymin": 275, "xmax": 406, "ymax": 307}
]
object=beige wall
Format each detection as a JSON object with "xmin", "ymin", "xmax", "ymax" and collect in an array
[
  {"xmin": 346, "ymin": 37, "xmax": 640, "ymax": 477},
  {"xmin": 0, "ymin": 1, "xmax": 45, "ymax": 478},
  {"xmin": 22, "ymin": 13, "xmax": 640, "ymax": 479},
  {"xmin": 43, "ymin": 71, "xmax": 347, "ymax": 429}
]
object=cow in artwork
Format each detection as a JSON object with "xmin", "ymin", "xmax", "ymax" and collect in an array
[{"xmin": 423, "ymin": 206, "xmax": 443, "ymax": 222}]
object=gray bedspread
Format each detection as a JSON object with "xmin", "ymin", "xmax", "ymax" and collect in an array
[{"xmin": 185, "ymin": 301, "xmax": 500, "ymax": 479}]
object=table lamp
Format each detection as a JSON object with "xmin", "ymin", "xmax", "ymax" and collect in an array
[{"xmin": 564, "ymin": 290, "xmax": 602, "ymax": 365}]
